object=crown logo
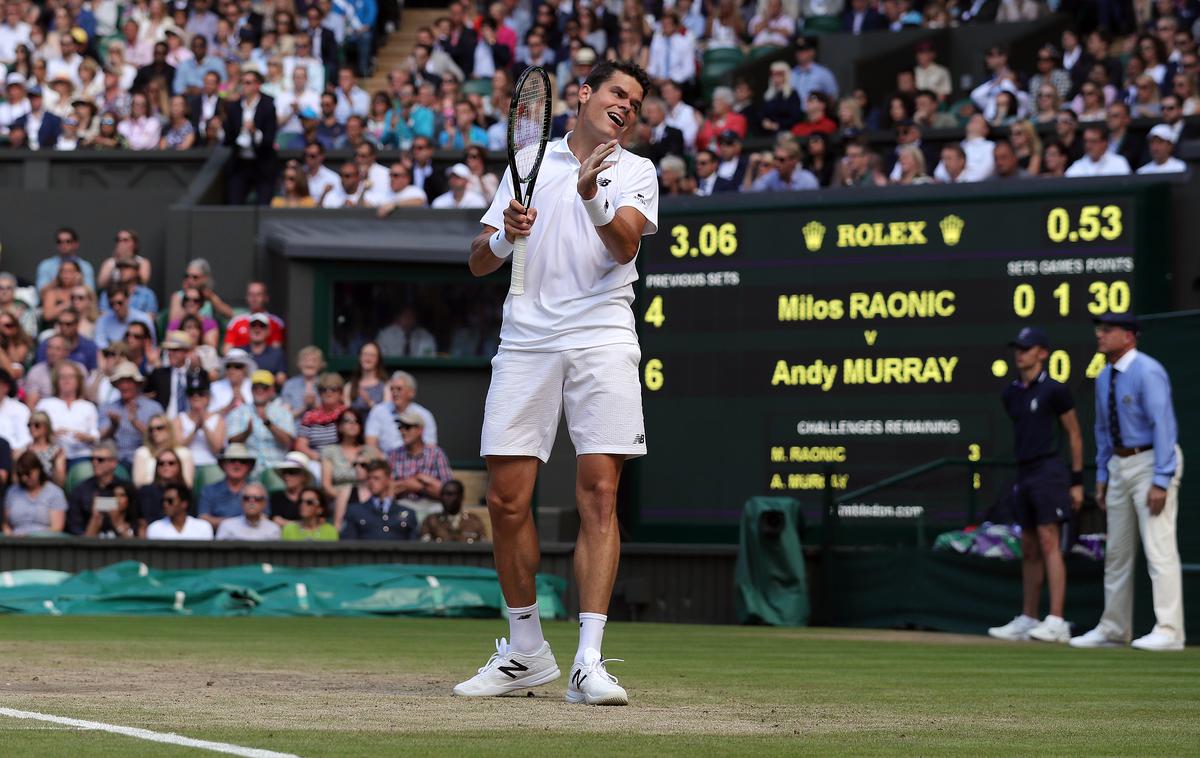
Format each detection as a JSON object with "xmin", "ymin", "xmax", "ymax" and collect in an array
[
  {"xmin": 801, "ymin": 221, "xmax": 826, "ymax": 252},
  {"xmin": 939, "ymin": 214, "xmax": 965, "ymax": 246}
]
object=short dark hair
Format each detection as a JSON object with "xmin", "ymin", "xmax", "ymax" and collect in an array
[
  {"xmin": 15, "ymin": 450, "xmax": 45, "ymax": 485},
  {"xmin": 243, "ymin": 70, "xmax": 264, "ymax": 84},
  {"xmin": 305, "ymin": 140, "xmax": 325, "ymax": 153},
  {"xmin": 1083, "ymin": 123, "xmax": 1109, "ymax": 140},
  {"xmin": 365, "ymin": 459, "xmax": 391, "ymax": 476},
  {"xmin": 162, "ymin": 482, "xmax": 191, "ymax": 505},
  {"xmin": 993, "ymin": 137, "xmax": 1014, "ymax": 152},
  {"xmin": 300, "ymin": 486, "xmax": 327, "ymax": 515},
  {"xmin": 584, "ymin": 60, "xmax": 652, "ymax": 106},
  {"xmin": 57, "ymin": 226, "xmax": 78, "ymax": 243},
  {"xmin": 942, "ymin": 143, "xmax": 966, "ymax": 160}
]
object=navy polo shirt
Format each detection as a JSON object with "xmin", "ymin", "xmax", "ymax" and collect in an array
[{"xmin": 1001, "ymin": 371, "xmax": 1075, "ymax": 463}]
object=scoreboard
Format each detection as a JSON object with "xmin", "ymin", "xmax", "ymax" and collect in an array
[{"xmin": 630, "ymin": 182, "xmax": 1170, "ymax": 542}]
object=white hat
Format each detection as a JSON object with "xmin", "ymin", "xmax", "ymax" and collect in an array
[
  {"xmin": 222, "ymin": 348, "xmax": 258, "ymax": 375},
  {"xmin": 445, "ymin": 163, "xmax": 472, "ymax": 180},
  {"xmin": 273, "ymin": 451, "xmax": 312, "ymax": 472},
  {"xmin": 5, "ymin": 73, "xmax": 25, "ymax": 88},
  {"xmin": 1147, "ymin": 123, "xmax": 1177, "ymax": 144}
]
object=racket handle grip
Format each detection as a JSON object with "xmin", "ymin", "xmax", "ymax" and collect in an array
[{"xmin": 509, "ymin": 236, "xmax": 527, "ymax": 295}]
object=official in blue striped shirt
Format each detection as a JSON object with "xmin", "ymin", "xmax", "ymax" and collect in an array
[{"xmin": 1070, "ymin": 313, "xmax": 1185, "ymax": 652}]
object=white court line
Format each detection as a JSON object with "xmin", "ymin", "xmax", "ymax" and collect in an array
[{"xmin": 0, "ymin": 707, "xmax": 301, "ymax": 758}]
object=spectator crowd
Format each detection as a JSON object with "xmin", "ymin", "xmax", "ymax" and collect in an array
[
  {"xmin": 1, "ymin": 0, "xmax": 1194, "ymax": 205},
  {"xmin": 0, "ymin": 233, "xmax": 488, "ymax": 543}
]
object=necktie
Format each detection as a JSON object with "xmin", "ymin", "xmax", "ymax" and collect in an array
[
  {"xmin": 1108, "ymin": 367, "xmax": 1124, "ymax": 448},
  {"xmin": 376, "ymin": 497, "xmax": 388, "ymax": 516},
  {"xmin": 404, "ymin": 331, "xmax": 412, "ymax": 356},
  {"xmin": 176, "ymin": 371, "xmax": 187, "ymax": 413}
]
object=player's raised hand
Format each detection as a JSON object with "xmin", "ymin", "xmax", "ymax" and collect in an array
[
  {"xmin": 502, "ymin": 198, "xmax": 537, "ymax": 243},
  {"xmin": 577, "ymin": 139, "xmax": 618, "ymax": 200}
]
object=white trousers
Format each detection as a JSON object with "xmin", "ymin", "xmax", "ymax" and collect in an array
[{"xmin": 1096, "ymin": 446, "xmax": 1185, "ymax": 642}]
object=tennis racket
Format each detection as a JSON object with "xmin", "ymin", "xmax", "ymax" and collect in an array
[{"xmin": 505, "ymin": 66, "xmax": 553, "ymax": 296}]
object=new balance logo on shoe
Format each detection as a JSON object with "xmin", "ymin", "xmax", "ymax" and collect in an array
[
  {"xmin": 570, "ymin": 669, "xmax": 588, "ymax": 688},
  {"xmin": 497, "ymin": 659, "xmax": 529, "ymax": 679}
]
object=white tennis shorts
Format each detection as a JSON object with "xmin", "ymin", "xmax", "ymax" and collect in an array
[{"xmin": 481, "ymin": 343, "xmax": 646, "ymax": 462}]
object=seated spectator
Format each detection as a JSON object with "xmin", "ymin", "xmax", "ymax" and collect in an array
[
  {"xmin": 463, "ymin": 146, "xmax": 499, "ymax": 204},
  {"xmin": 990, "ymin": 138, "xmax": 1029, "ymax": 180},
  {"xmin": 2, "ymin": 451, "xmax": 67, "ymax": 536},
  {"xmin": 167, "ymin": 287, "xmax": 220, "ymax": 347},
  {"xmin": 374, "ymin": 162, "xmax": 429, "ymax": 216},
  {"xmin": 1159, "ymin": 95, "xmax": 1200, "ymax": 145},
  {"xmin": 66, "ymin": 440, "xmax": 132, "ymax": 535},
  {"xmin": 1040, "ymin": 140, "xmax": 1070, "ymax": 177},
  {"xmin": 1010, "ymin": 120, "xmax": 1043, "ymax": 175},
  {"xmin": 714, "ymin": 130, "xmax": 749, "ymax": 188},
  {"xmin": 332, "ymin": 445, "xmax": 384, "ymax": 529},
  {"xmin": 431, "ymin": 163, "xmax": 488, "ymax": 209},
  {"xmin": 144, "ymin": 331, "xmax": 193, "ymax": 416},
  {"xmin": 1065, "ymin": 124, "xmax": 1130, "ymax": 177},
  {"xmin": 95, "ymin": 286, "xmax": 156, "ymax": 349},
  {"xmin": 791, "ymin": 37, "xmax": 839, "ymax": 102},
  {"xmin": 132, "ymin": 413, "xmax": 194, "ymax": 488},
  {"xmin": 26, "ymin": 411, "xmax": 66, "ymax": 488},
  {"xmin": 226, "ymin": 370, "xmax": 295, "ymax": 476},
  {"xmin": 37, "ymin": 306, "xmax": 98, "ymax": 372},
  {"xmin": 0, "ymin": 272, "xmax": 38, "ymax": 338},
  {"xmin": 913, "ymin": 90, "xmax": 957, "ymax": 130},
  {"xmin": 661, "ymin": 80, "xmax": 699, "ymax": 150},
  {"xmin": 269, "ymin": 451, "xmax": 313, "ymax": 525},
  {"xmin": 281, "ymin": 346, "xmax": 325, "ymax": 420},
  {"xmin": 1028, "ymin": 45, "xmax": 1072, "ymax": 102},
  {"xmin": 179, "ymin": 315, "xmax": 221, "ymax": 380},
  {"xmin": 1074, "ymin": 83, "xmax": 1108, "ymax": 121},
  {"xmin": 197, "ymin": 442, "xmax": 256, "ymax": 530},
  {"xmin": 272, "ymin": 164, "xmax": 316, "ymax": 207},
  {"xmin": 0, "ymin": 368, "xmax": 29, "ymax": 450},
  {"xmin": 658, "ymin": 154, "xmax": 693, "ymax": 196},
  {"xmin": 245, "ymin": 314, "xmax": 287, "ymax": 384},
  {"xmin": 166, "ymin": 259, "xmax": 233, "ymax": 325},
  {"xmin": 937, "ymin": 114, "xmax": 995, "ymax": 182},
  {"xmin": 174, "ymin": 369, "xmax": 225, "ymax": 483},
  {"xmin": 134, "ymin": 447, "xmax": 190, "ymax": 530},
  {"xmin": 892, "ymin": 143, "xmax": 933, "ymax": 184},
  {"xmin": 99, "ymin": 361, "xmax": 163, "ymax": 470},
  {"xmin": 281, "ymin": 486, "xmax": 339, "ymax": 541},
  {"xmin": 26, "ymin": 336, "xmax": 78, "ymax": 408},
  {"xmin": 12, "ymin": 86, "xmax": 62, "ymax": 151},
  {"xmin": 0, "ymin": 312, "xmax": 31, "ymax": 383},
  {"xmin": 315, "ymin": 405, "xmax": 364, "ymax": 496},
  {"xmin": 696, "ymin": 87, "xmax": 747, "ymax": 152},
  {"xmin": 750, "ymin": 139, "xmax": 818, "ymax": 192},
  {"xmin": 1032, "ymin": 83, "xmax": 1061, "ymax": 124},
  {"xmin": 84, "ymin": 480, "xmax": 139, "ymax": 538},
  {"xmin": 792, "ymin": 92, "xmax": 837, "ymax": 138},
  {"xmin": 388, "ymin": 411, "xmax": 451, "ymax": 508},
  {"xmin": 340, "ymin": 458, "xmax": 418, "ymax": 540},
  {"xmin": 315, "ymin": 91, "xmax": 346, "ymax": 150},
  {"xmin": 301, "ymin": 141, "xmax": 340, "ymax": 202},
  {"xmin": 1053, "ymin": 108, "xmax": 1083, "ymax": 163},
  {"xmin": 420, "ymin": 479, "xmax": 487, "ymax": 543},
  {"xmin": 936, "ymin": 143, "xmax": 970, "ymax": 183},
  {"xmin": 438, "ymin": 97, "xmax": 487, "ymax": 150},
  {"xmin": 987, "ymin": 90, "xmax": 1024, "ymax": 126},
  {"xmin": 1137, "ymin": 124, "xmax": 1187, "ymax": 174},
  {"xmin": 296, "ymin": 372, "xmax": 348, "ymax": 462},
  {"xmin": 160, "ymin": 95, "xmax": 196, "ymax": 149},
  {"xmin": 99, "ymin": 253, "xmax": 157, "ymax": 315},
  {"xmin": 36, "ymin": 360, "xmax": 98, "ymax": 468},
  {"xmin": 209, "ymin": 349, "xmax": 255, "ymax": 414},
  {"xmin": 41, "ymin": 259, "xmax": 85, "ymax": 327},
  {"xmin": 215, "ymin": 481, "xmax": 281, "ymax": 540},
  {"xmin": 749, "ymin": 0, "xmax": 795, "ymax": 49},
  {"xmin": 118, "ymin": 92, "xmax": 162, "ymax": 150},
  {"xmin": 365, "ymin": 370, "xmax": 437, "ymax": 452},
  {"xmin": 1130, "ymin": 74, "xmax": 1161, "ymax": 119},
  {"xmin": 322, "ymin": 160, "xmax": 370, "ymax": 206},
  {"xmin": 760, "ymin": 62, "xmax": 803, "ymax": 135},
  {"xmin": 377, "ymin": 307, "xmax": 437, "ymax": 358},
  {"xmin": 223, "ymin": 282, "xmax": 286, "ymax": 351},
  {"xmin": 692, "ymin": 149, "xmax": 738, "ymax": 196},
  {"xmin": 146, "ymin": 483, "xmax": 214, "ymax": 539}
]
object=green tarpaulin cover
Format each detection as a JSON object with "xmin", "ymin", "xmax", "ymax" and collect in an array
[
  {"xmin": 734, "ymin": 497, "xmax": 810, "ymax": 626},
  {"xmin": 0, "ymin": 562, "xmax": 567, "ymax": 619}
]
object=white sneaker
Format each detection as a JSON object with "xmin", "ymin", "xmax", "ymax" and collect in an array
[
  {"xmin": 452, "ymin": 638, "xmax": 560, "ymax": 696},
  {"xmin": 1131, "ymin": 631, "xmax": 1185, "ymax": 652},
  {"xmin": 565, "ymin": 648, "xmax": 628, "ymax": 706},
  {"xmin": 1029, "ymin": 615, "xmax": 1071, "ymax": 643},
  {"xmin": 1068, "ymin": 627, "xmax": 1126, "ymax": 649},
  {"xmin": 988, "ymin": 614, "xmax": 1039, "ymax": 641}
]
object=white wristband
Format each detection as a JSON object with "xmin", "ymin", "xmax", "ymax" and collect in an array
[
  {"xmin": 582, "ymin": 192, "xmax": 615, "ymax": 227},
  {"xmin": 489, "ymin": 228, "xmax": 514, "ymax": 258}
]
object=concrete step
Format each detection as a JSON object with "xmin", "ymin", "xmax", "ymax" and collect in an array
[{"xmin": 363, "ymin": 8, "xmax": 447, "ymax": 93}]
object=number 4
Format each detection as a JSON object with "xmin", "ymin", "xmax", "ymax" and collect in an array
[{"xmin": 644, "ymin": 295, "xmax": 665, "ymax": 328}]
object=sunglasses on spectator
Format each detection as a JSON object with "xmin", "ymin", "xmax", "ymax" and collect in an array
[
  {"xmin": 242, "ymin": 494, "xmax": 266, "ymax": 502},
  {"xmin": 399, "ymin": 423, "xmax": 418, "ymax": 430},
  {"xmin": 162, "ymin": 496, "xmax": 180, "ymax": 505},
  {"xmin": 339, "ymin": 416, "xmax": 359, "ymax": 424},
  {"xmin": 184, "ymin": 296, "xmax": 202, "ymax": 303},
  {"xmin": 227, "ymin": 363, "xmax": 245, "ymax": 370},
  {"xmin": 57, "ymin": 237, "xmax": 74, "ymax": 245},
  {"xmin": 93, "ymin": 455, "xmax": 115, "ymax": 463},
  {"xmin": 71, "ymin": 293, "xmax": 88, "ymax": 300},
  {"xmin": 157, "ymin": 458, "xmax": 179, "ymax": 466},
  {"xmin": 150, "ymin": 424, "xmax": 167, "ymax": 432},
  {"xmin": 320, "ymin": 385, "xmax": 341, "ymax": 393},
  {"xmin": 300, "ymin": 497, "xmax": 322, "ymax": 506},
  {"xmin": 28, "ymin": 421, "xmax": 43, "ymax": 428}
]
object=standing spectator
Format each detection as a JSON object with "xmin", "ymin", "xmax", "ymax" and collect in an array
[
  {"xmin": 36, "ymin": 361, "xmax": 97, "ymax": 468},
  {"xmin": 913, "ymin": 41, "xmax": 950, "ymax": 102},
  {"xmin": 338, "ymin": 0, "xmax": 377, "ymax": 78},
  {"xmin": 646, "ymin": 11, "xmax": 695, "ymax": 89},
  {"xmin": 99, "ymin": 362, "xmax": 163, "ymax": 470},
  {"xmin": 760, "ymin": 62, "xmax": 803, "ymax": 134},
  {"xmin": 660, "ymin": 80, "xmax": 699, "ymax": 150},
  {"xmin": 295, "ymin": 372, "xmax": 348, "ymax": 463},
  {"xmin": 226, "ymin": 370, "xmax": 295, "ymax": 475},
  {"xmin": 695, "ymin": 87, "xmax": 747, "ymax": 152},
  {"xmin": 365, "ymin": 370, "xmax": 436, "ymax": 452},
  {"xmin": 1137, "ymin": 124, "xmax": 1187, "ymax": 173},
  {"xmin": 269, "ymin": 452, "xmax": 312, "ymax": 524},
  {"xmin": 1065, "ymin": 124, "xmax": 1131, "ymax": 177},
  {"xmin": 131, "ymin": 413, "xmax": 194, "ymax": 488},
  {"xmin": 340, "ymin": 457, "xmax": 417, "ymax": 540},
  {"xmin": 223, "ymin": 282, "xmax": 286, "ymax": 351},
  {"xmin": 1028, "ymin": 45, "xmax": 1072, "ymax": 101},
  {"xmin": 224, "ymin": 70, "xmax": 278, "ymax": 205},
  {"xmin": 2, "ymin": 451, "xmax": 67, "ymax": 536},
  {"xmin": 215, "ymin": 481, "xmax": 281, "ymax": 539},
  {"xmin": 94, "ymin": 287, "xmax": 155, "ymax": 349},
  {"xmin": 65, "ymin": 439, "xmax": 131, "ymax": 535},
  {"xmin": 790, "ymin": 38, "xmax": 839, "ymax": 104},
  {"xmin": 749, "ymin": 0, "xmax": 795, "ymax": 49},
  {"xmin": 321, "ymin": 407, "xmax": 365, "ymax": 500},
  {"xmin": 420, "ymin": 479, "xmax": 487, "ymax": 543},
  {"xmin": 281, "ymin": 486, "xmax": 338, "ymax": 540},
  {"xmin": 1072, "ymin": 314, "xmax": 1184, "ymax": 652},
  {"xmin": 36, "ymin": 227, "xmax": 95, "ymax": 293},
  {"xmin": 12, "ymin": 86, "xmax": 62, "ymax": 150},
  {"xmin": 145, "ymin": 483, "xmax": 213, "ymax": 539}
]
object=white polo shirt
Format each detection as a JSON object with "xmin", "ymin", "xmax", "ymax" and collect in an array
[
  {"xmin": 481, "ymin": 134, "xmax": 659, "ymax": 352},
  {"xmin": 146, "ymin": 516, "xmax": 215, "ymax": 540},
  {"xmin": 1137, "ymin": 157, "xmax": 1186, "ymax": 174},
  {"xmin": 1065, "ymin": 152, "xmax": 1131, "ymax": 177}
]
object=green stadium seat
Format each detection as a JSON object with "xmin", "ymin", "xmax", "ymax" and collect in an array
[
  {"xmin": 462, "ymin": 78, "xmax": 493, "ymax": 97},
  {"xmin": 803, "ymin": 16, "xmax": 841, "ymax": 34},
  {"xmin": 192, "ymin": 464, "xmax": 225, "ymax": 501},
  {"xmin": 259, "ymin": 467, "xmax": 285, "ymax": 493},
  {"xmin": 702, "ymin": 48, "xmax": 745, "ymax": 69},
  {"xmin": 747, "ymin": 45, "xmax": 783, "ymax": 63},
  {"xmin": 65, "ymin": 461, "xmax": 93, "ymax": 495}
]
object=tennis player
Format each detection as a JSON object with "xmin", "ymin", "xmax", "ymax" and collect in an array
[{"xmin": 456, "ymin": 60, "xmax": 657, "ymax": 705}]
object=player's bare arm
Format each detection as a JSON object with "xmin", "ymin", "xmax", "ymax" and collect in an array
[{"xmin": 577, "ymin": 139, "xmax": 645, "ymax": 264}]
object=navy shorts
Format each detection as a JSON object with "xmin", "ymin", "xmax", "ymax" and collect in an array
[{"xmin": 1013, "ymin": 458, "xmax": 1071, "ymax": 530}]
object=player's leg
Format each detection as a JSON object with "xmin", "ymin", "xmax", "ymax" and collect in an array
[
  {"xmin": 561, "ymin": 344, "xmax": 644, "ymax": 705},
  {"xmin": 454, "ymin": 351, "xmax": 564, "ymax": 696}
]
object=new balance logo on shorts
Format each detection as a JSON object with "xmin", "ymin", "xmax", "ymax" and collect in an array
[
  {"xmin": 633, "ymin": 434, "xmax": 645, "ymax": 444},
  {"xmin": 497, "ymin": 659, "xmax": 529, "ymax": 679}
]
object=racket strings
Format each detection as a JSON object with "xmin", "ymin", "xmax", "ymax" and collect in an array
[{"xmin": 512, "ymin": 80, "xmax": 549, "ymax": 181}]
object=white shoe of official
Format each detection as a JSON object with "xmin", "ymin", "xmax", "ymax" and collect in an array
[
  {"xmin": 452, "ymin": 638, "xmax": 561, "ymax": 696},
  {"xmin": 1131, "ymin": 631, "xmax": 1185, "ymax": 652},
  {"xmin": 565, "ymin": 648, "xmax": 628, "ymax": 706},
  {"xmin": 987, "ymin": 614, "xmax": 1039, "ymax": 641},
  {"xmin": 1068, "ymin": 627, "xmax": 1126, "ymax": 649},
  {"xmin": 1029, "ymin": 615, "xmax": 1071, "ymax": 643}
]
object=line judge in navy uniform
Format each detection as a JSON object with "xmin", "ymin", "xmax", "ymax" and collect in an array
[
  {"xmin": 340, "ymin": 458, "xmax": 418, "ymax": 540},
  {"xmin": 1071, "ymin": 313, "xmax": 1184, "ymax": 651},
  {"xmin": 987, "ymin": 327, "xmax": 1084, "ymax": 644}
]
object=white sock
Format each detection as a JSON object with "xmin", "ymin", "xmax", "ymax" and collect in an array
[
  {"xmin": 507, "ymin": 602, "xmax": 544, "ymax": 654},
  {"xmin": 576, "ymin": 612, "xmax": 607, "ymax": 661}
]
